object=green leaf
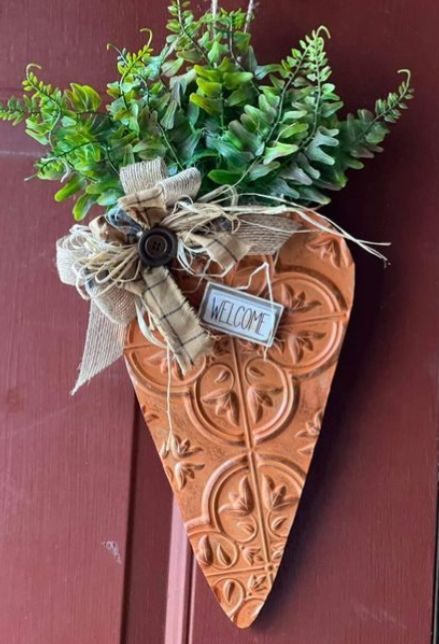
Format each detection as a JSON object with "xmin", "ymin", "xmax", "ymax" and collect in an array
[
  {"xmin": 365, "ymin": 122, "xmax": 388, "ymax": 145},
  {"xmin": 270, "ymin": 178, "xmax": 300, "ymax": 199},
  {"xmin": 226, "ymin": 85, "xmax": 255, "ymax": 108},
  {"xmin": 195, "ymin": 78, "xmax": 222, "ymax": 97},
  {"xmin": 300, "ymin": 186, "xmax": 331, "ymax": 205},
  {"xmin": 72, "ymin": 193, "xmax": 96, "ymax": 221},
  {"xmin": 96, "ymin": 189, "xmax": 122, "ymax": 206},
  {"xmin": 85, "ymin": 179, "xmax": 120, "ymax": 195},
  {"xmin": 243, "ymin": 105, "xmax": 266, "ymax": 129},
  {"xmin": 193, "ymin": 65, "xmax": 220, "ymax": 82},
  {"xmin": 54, "ymin": 176, "xmax": 82, "ymax": 202},
  {"xmin": 178, "ymin": 129, "xmax": 202, "ymax": 162},
  {"xmin": 258, "ymin": 95, "xmax": 276, "ymax": 123},
  {"xmin": 223, "ymin": 72, "xmax": 253, "ymax": 90},
  {"xmin": 189, "ymin": 93, "xmax": 221, "ymax": 116},
  {"xmin": 207, "ymin": 136, "xmax": 253, "ymax": 166},
  {"xmin": 178, "ymin": 49, "xmax": 203, "ymax": 64},
  {"xmin": 207, "ymin": 41, "xmax": 222, "ymax": 64},
  {"xmin": 228, "ymin": 121, "xmax": 263, "ymax": 155},
  {"xmin": 122, "ymin": 145, "xmax": 136, "ymax": 167},
  {"xmin": 25, "ymin": 124, "xmax": 49, "ymax": 145},
  {"xmin": 281, "ymin": 110, "xmax": 308, "ymax": 122},
  {"xmin": 162, "ymin": 57, "xmax": 185, "ymax": 77},
  {"xmin": 255, "ymin": 64, "xmax": 281, "ymax": 80},
  {"xmin": 67, "ymin": 84, "xmax": 101, "ymax": 112},
  {"xmin": 160, "ymin": 100, "xmax": 178, "ymax": 129},
  {"xmin": 0, "ymin": 16, "xmax": 413, "ymax": 215},
  {"xmin": 278, "ymin": 122, "xmax": 309, "ymax": 139},
  {"xmin": 263, "ymin": 142, "xmax": 299, "ymax": 165},
  {"xmin": 249, "ymin": 162, "xmax": 280, "ymax": 180},
  {"xmin": 306, "ymin": 127, "xmax": 339, "ymax": 165},
  {"xmin": 208, "ymin": 169, "xmax": 243, "ymax": 185},
  {"xmin": 279, "ymin": 164, "xmax": 313, "ymax": 185}
]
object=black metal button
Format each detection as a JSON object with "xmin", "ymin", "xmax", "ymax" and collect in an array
[{"xmin": 138, "ymin": 226, "xmax": 178, "ymax": 267}]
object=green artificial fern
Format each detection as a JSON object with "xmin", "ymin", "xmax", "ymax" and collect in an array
[{"xmin": 0, "ymin": 1, "xmax": 413, "ymax": 220}]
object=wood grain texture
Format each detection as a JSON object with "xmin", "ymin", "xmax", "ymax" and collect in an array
[
  {"xmin": 0, "ymin": 2, "xmax": 173, "ymax": 642},
  {"xmin": 0, "ymin": 150, "xmax": 135, "ymax": 644},
  {"xmin": 121, "ymin": 409, "xmax": 173, "ymax": 644},
  {"xmin": 0, "ymin": 0, "xmax": 438, "ymax": 642}
]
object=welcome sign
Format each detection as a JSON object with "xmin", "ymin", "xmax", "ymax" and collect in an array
[{"xmin": 199, "ymin": 283, "xmax": 284, "ymax": 347}]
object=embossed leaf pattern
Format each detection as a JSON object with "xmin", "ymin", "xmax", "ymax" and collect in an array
[
  {"xmin": 159, "ymin": 441, "xmax": 169, "ymax": 460},
  {"xmin": 297, "ymin": 410, "xmax": 323, "ymax": 455},
  {"xmin": 223, "ymin": 580, "xmax": 237, "ymax": 604},
  {"xmin": 220, "ymin": 476, "xmax": 254, "ymax": 516},
  {"xmin": 198, "ymin": 535, "xmax": 214, "ymax": 567},
  {"xmin": 160, "ymin": 435, "xmax": 204, "ymax": 489},
  {"xmin": 208, "ymin": 336, "xmax": 230, "ymax": 357},
  {"xmin": 198, "ymin": 535, "xmax": 234, "ymax": 569},
  {"xmin": 201, "ymin": 389, "xmax": 225, "ymax": 403},
  {"xmin": 271, "ymin": 542, "xmax": 285, "ymax": 562},
  {"xmin": 287, "ymin": 329, "xmax": 325, "ymax": 363},
  {"xmin": 247, "ymin": 387, "xmax": 271, "ymax": 423},
  {"xmin": 242, "ymin": 547, "xmax": 264, "ymax": 566},
  {"xmin": 247, "ymin": 574, "xmax": 267, "ymax": 594},
  {"xmin": 215, "ymin": 369, "xmax": 231, "ymax": 384},
  {"xmin": 262, "ymin": 475, "xmax": 298, "ymax": 511},
  {"xmin": 237, "ymin": 519, "xmax": 256, "ymax": 537},
  {"xmin": 174, "ymin": 462, "xmax": 205, "ymax": 490},
  {"xmin": 270, "ymin": 516, "xmax": 289, "ymax": 532},
  {"xmin": 126, "ymin": 240, "xmax": 355, "ymax": 626},
  {"xmin": 279, "ymin": 284, "xmax": 320, "ymax": 313},
  {"xmin": 220, "ymin": 391, "xmax": 239, "ymax": 425},
  {"xmin": 296, "ymin": 410, "xmax": 323, "ymax": 438},
  {"xmin": 170, "ymin": 434, "xmax": 202, "ymax": 458},
  {"xmin": 247, "ymin": 365, "xmax": 265, "ymax": 379},
  {"xmin": 237, "ymin": 339, "xmax": 257, "ymax": 352},
  {"xmin": 202, "ymin": 389, "xmax": 240, "ymax": 426},
  {"xmin": 141, "ymin": 408, "xmax": 159, "ymax": 424},
  {"xmin": 216, "ymin": 544, "xmax": 232, "ymax": 567},
  {"xmin": 307, "ymin": 234, "xmax": 353, "ymax": 268},
  {"xmin": 146, "ymin": 348, "xmax": 186, "ymax": 379},
  {"xmin": 247, "ymin": 386, "xmax": 283, "ymax": 423},
  {"xmin": 159, "ymin": 434, "xmax": 203, "ymax": 461},
  {"xmin": 215, "ymin": 579, "xmax": 241, "ymax": 607},
  {"xmin": 145, "ymin": 349, "xmax": 167, "ymax": 371},
  {"xmin": 298, "ymin": 443, "xmax": 314, "ymax": 456}
]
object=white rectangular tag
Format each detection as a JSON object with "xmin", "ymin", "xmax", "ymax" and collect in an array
[{"xmin": 199, "ymin": 283, "xmax": 284, "ymax": 347}]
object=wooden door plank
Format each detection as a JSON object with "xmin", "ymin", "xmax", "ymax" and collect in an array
[
  {"xmin": 122, "ymin": 414, "xmax": 173, "ymax": 644},
  {"xmin": 164, "ymin": 500, "xmax": 193, "ymax": 644},
  {"xmin": 0, "ymin": 2, "xmax": 173, "ymax": 641},
  {"xmin": 0, "ymin": 143, "xmax": 135, "ymax": 644}
]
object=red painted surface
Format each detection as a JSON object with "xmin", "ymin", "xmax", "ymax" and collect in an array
[{"xmin": 0, "ymin": 1, "xmax": 438, "ymax": 643}]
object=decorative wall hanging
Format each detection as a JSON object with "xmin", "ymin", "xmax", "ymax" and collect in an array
[{"xmin": 0, "ymin": 0, "xmax": 412, "ymax": 628}]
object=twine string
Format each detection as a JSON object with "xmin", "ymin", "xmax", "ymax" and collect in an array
[{"xmin": 57, "ymin": 159, "xmax": 389, "ymax": 393}]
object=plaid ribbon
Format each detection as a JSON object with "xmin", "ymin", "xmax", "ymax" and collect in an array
[
  {"xmin": 58, "ymin": 158, "xmax": 347, "ymax": 393},
  {"xmin": 127, "ymin": 266, "xmax": 212, "ymax": 373},
  {"xmin": 57, "ymin": 159, "xmax": 251, "ymax": 392},
  {"xmin": 56, "ymin": 159, "xmax": 388, "ymax": 393}
]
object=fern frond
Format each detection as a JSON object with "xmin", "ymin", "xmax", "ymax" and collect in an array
[{"xmin": 0, "ymin": 10, "xmax": 413, "ymax": 216}]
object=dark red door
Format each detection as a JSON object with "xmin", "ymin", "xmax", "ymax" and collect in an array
[{"xmin": 1, "ymin": 2, "xmax": 438, "ymax": 643}]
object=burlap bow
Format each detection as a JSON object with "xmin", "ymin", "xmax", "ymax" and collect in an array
[{"xmin": 56, "ymin": 159, "xmax": 304, "ymax": 393}]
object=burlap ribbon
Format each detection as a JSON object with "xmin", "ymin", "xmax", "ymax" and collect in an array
[{"xmin": 56, "ymin": 159, "xmax": 300, "ymax": 392}]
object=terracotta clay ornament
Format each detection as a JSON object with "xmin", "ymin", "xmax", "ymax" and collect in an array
[
  {"xmin": 0, "ymin": 0, "xmax": 412, "ymax": 630},
  {"xmin": 125, "ymin": 221, "xmax": 354, "ymax": 627}
]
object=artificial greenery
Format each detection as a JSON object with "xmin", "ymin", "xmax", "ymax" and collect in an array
[{"xmin": 0, "ymin": 1, "xmax": 413, "ymax": 220}]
